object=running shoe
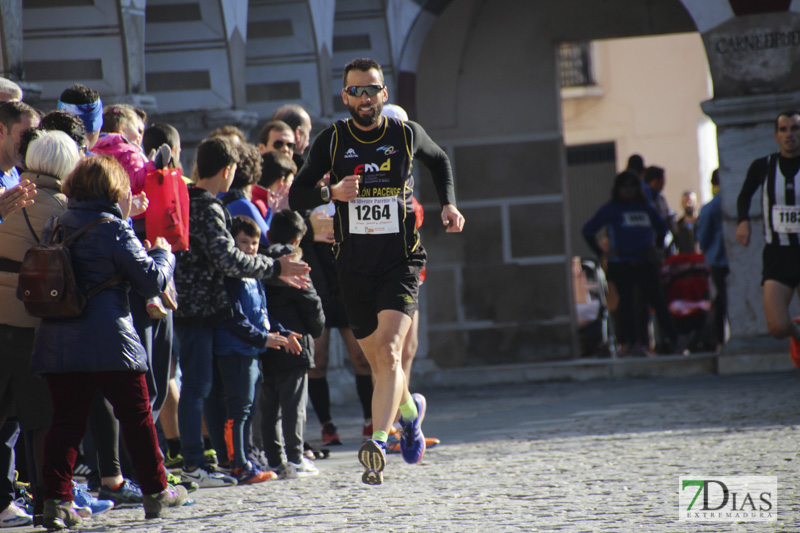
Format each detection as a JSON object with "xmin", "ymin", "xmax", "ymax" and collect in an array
[
  {"xmin": 204, "ymin": 448, "xmax": 219, "ymax": 466},
  {"xmin": 791, "ymin": 318, "xmax": 800, "ymax": 368},
  {"xmin": 321, "ymin": 422, "xmax": 342, "ymax": 445},
  {"xmin": 146, "ymin": 296, "xmax": 168, "ymax": 319},
  {"xmin": 286, "ymin": 457, "xmax": 319, "ymax": 478},
  {"xmin": 362, "ymin": 421, "xmax": 373, "ymax": 440},
  {"xmin": 72, "ymin": 481, "xmax": 114, "ymax": 516},
  {"xmin": 143, "ymin": 485, "xmax": 188, "ymax": 519},
  {"xmin": 270, "ymin": 463, "xmax": 289, "ymax": 479},
  {"xmin": 386, "ymin": 437, "xmax": 440, "ymax": 454},
  {"xmin": 358, "ymin": 439, "xmax": 386, "ymax": 486},
  {"xmin": 399, "ymin": 393, "xmax": 427, "ymax": 464},
  {"xmin": 72, "ymin": 463, "xmax": 94, "ymax": 477},
  {"xmin": 98, "ymin": 478, "xmax": 143, "ymax": 507},
  {"xmin": 167, "ymin": 472, "xmax": 198, "ymax": 493},
  {"xmin": 42, "ymin": 500, "xmax": 81, "ymax": 531},
  {"xmin": 181, "ymin": 465, "xmax": 237, "ymax": 488},
  {"xmin": 164, "ymin": 451, "xmax": 184, "ymax": 469},
  {"xmin": 231, "ymin": 462, "xmax": 276, "ymax": 485},
  {"xmin": 0, "ymin": 501, "xmax": 32, "ymax": 528},
  {"xmin": 387, "ymin": 425, "xmax": 402, "ymax": 446}
]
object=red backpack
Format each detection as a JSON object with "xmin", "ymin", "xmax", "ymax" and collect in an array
[{"xmin": 144, "ymin": 167, "xmax": 190, "ymax": 251}]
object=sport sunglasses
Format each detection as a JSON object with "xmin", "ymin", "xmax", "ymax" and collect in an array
[{"xmin": 344, "ymin": 85, "xmax": 385, "ymax": 98}]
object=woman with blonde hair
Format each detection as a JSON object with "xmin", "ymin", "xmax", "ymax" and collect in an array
[{"xmin": 31, "ymin": 156, "xmax": 186, "ymax": 530}]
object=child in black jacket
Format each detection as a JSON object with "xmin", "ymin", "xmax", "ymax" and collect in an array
[{"xmin": 261, "ymin": 210, "xmax": 325, "ymax": 477}]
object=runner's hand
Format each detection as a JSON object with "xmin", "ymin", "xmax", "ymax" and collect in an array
[
  {"xmin": 0, "ymin": 180, "xmax": 37, "ymax": 219},
  {"xmin": 736, "ymin": 220, "xmax": 750, "ymax": 247},
  {"xmin": 441, "ymin": 203, "xmax": 465, "ymax": 233},
  {"xmin": 331, "ymin": 175, "xmax": 360, "ymax": 202},
  {"xmin": 277, "ymin": 254, "xmax": 311, "ymax": 289}
]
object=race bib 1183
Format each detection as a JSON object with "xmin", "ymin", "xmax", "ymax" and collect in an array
[{"xmin": 772, "ymin": 205, "xmax": 800, "ymax": 233}]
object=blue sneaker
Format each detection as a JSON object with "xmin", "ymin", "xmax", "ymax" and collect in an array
[
  {"xmin": 98, "ymin": 478, "xmax": 143, "ymax": 507},
  {"xmin": 399, "ymin": 393, "xmax": 427, "ymax": 464},
  {"xmin": 73, "ymin": 481, "xmax": 114, "ymax": 516},
  {"xmin": 358, "ymin": 439, "xmax": 386, "ymax": 486}
]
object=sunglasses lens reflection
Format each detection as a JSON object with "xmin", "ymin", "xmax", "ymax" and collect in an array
[{"xmin": 346, "ymin": 85, "xmax": 383, "ymax": 97}]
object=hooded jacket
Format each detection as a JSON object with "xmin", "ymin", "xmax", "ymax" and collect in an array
[
  {"xmin": 261, "ymin": 243, "xmax": 324, "ymax": 373},
  {"xmin": 173, "ymin": 187, "xmax": 281, "ymax": 327},
  {"xmin": 91, "ymin": 133, "xmax": 154, "ymax": 195}
]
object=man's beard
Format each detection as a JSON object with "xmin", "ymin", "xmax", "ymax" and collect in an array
[{"xmin": 348, "ymin": 101, "xmax": 383, "ymax": 128}]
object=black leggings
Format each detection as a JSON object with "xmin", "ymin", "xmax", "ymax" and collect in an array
[{"xmin": 608, "ymin": 261, "xmax": 677, "ymax": 346}]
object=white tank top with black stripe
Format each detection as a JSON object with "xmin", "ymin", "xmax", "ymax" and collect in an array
[{"xmin": 762, "ymin": 154, "xmax": 800, "ymax": 246}]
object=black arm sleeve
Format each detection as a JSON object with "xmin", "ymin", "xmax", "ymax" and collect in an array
[
  {"xmin": 737, "ymin": 157, "xmax": 767, "ymax": 223},
  {"xmin": 289, "ymin": 127, "xmax": 336, "ymax": 212},
  {"xmin": 407, "ymin": 121, "xmax": 457, "ymax": 207}
]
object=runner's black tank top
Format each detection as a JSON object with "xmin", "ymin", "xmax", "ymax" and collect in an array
[{"xmin": 330, "ymin": 117, "xmax": 420, "ymax": 274}]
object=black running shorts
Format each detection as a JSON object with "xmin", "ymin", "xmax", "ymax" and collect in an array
[
  {"xmin": 335, "ymin": 246, "xmax": 426, "ymax": 339},
  {"xmin": 762, "ymin": 244, "xmax": 800, "ymax": 287}
]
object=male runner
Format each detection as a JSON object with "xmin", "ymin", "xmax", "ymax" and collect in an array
[
  {"xmin": 289, "ymin": 58, "xmax": 464, "ymax": 485},
  {"xmin": 736, "ymin": 110, "xmax": 800, "ymax": 364}
]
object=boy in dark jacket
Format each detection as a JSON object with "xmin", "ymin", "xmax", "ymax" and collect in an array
[
  {"xmin": 173, "ymin": 137, "xmax": 310, "ymax": 488},
  {"xmin": 214, "ymin": 216, "xmax": 300, "ymax": 484},
  {"xmin": 261, "ymin": 210, "xmax": 325, "ymax": 478}
]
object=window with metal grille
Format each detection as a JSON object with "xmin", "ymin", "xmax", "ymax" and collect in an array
[{"xmin": 559, "ymin": 42, "xmax": 594, "ymax": 88}]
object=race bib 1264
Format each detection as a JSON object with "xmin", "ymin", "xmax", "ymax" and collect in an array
[{"xmin": 349, "ymin": 196, "xmax": 399, "ymax": 234}]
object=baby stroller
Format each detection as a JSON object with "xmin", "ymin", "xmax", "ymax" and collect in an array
[
  {"xmin": 659, "ymin": 253, "xmax": 715, "ymax": 353},
  {"xmin": 575, "ymin": 258, "xmax": 617, "ymax": 358}
]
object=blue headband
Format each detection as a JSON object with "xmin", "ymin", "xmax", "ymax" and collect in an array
[{"xmin": 57, "ymin": 98, "xmax": 103, "ymax": 133}]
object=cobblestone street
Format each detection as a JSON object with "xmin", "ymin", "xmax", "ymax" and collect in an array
[{"xmin": 19, "ymin": 371, "xmax": 800, "ymax": 532}]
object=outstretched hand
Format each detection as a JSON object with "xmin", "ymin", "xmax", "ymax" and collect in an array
[
  {"xmin": 277, "ymin": 254, "xmax": 311, "ymax": 289},
  {"xmin": 265, "ymin": 332, "xmax": 288, "ymax": 350},
  {"xmin": 284, "ymin": 332, "xmax": 302, "ymax": 355}
]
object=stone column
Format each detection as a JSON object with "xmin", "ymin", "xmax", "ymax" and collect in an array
[
  {"xmin": 0, "ymin": 0, "xmax": 22, "ymax": 79},
  {"xmin": 699, "ymin": 10, "xmax": 800, "ymax": 347}
]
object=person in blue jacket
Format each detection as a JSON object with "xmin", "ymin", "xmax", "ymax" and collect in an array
[
  {"xmin": 696, "ymin": 169, "xmax": 728, "ymax": 351},
  {"xmin": 212, "ymin": 215, "xmax": 299, "ymax": 485},
  {"xmin": 582, "ymin": 170, "xmax": 678, "ymax": 356},
  {"xmin": 30, "ymin": 156, "xmax": 186, "ymax": 529},
  {"xmin": 218, "ymin": 142, "xmax": 271, "ymax": 248}
]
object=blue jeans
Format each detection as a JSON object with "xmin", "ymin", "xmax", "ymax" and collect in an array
[
  {"xmin": 216, "ymin": 355, "xmax": 260, "ymax": 469},
  {"xmin": 175, "ymin": 325, "xmax": 214, "ymax": 469}
]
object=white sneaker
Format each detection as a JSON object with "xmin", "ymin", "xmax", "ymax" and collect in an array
[
  {"xmin": 0, "ymin": 501, "xmax": 32, "ymax": 528},
  {"xmin": 286, "ymin": 457, "xmax": 319, "ymax": 478},
  {"xmin": 181, "ymin": 465, "xmax": 238, "ymax": 488}
]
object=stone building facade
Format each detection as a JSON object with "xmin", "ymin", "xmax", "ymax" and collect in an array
[{"xmin": 3, "ymin": 0, "xmax": 798, "ymax": 368}]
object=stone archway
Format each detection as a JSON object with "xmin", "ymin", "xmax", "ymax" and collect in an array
[
  {"xmin": 410, "ymin": 0, "xmax": 697, "ymax": 366},
  {"xmin": 681, "ymin": 0, "xmax": 800, "ymax": 343}
]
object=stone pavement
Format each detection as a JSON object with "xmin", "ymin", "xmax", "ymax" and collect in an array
[{"xmin": 17, "ymin": 369, "xmax": 800, "ymax": 532}]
